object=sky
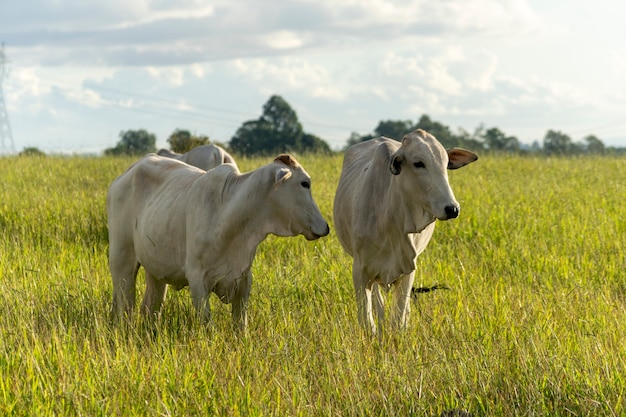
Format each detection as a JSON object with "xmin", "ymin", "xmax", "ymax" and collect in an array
[{"xmin": 1, "ymin": 0, "xmax": 625, "ymax": 154}]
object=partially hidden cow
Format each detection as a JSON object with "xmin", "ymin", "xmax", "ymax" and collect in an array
[
  {"xmin": 157, "ymin": 144, "xmax": 238, "ymax": 171},
  {"xmin": 333, "ymin": 129, "xmax": 478, "ymax": 334},
  {"xmin": 107, "ymin": 153, "xmax": 329, "ymax": 329}
]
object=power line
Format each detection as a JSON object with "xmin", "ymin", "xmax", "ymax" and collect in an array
[
  {"xmin": 33, "ymin": 74, "xmax": 246, "ymax": 124},
  {"xmin": 27, "ymin": 72, "xmax": 356, "ymax": 143},
  {"xmin": 568, "ymin": 121, "xmax": 626, "ymax": 138}
]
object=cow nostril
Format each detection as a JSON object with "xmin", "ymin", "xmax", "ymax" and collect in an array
[{"xmin": 444, "ymin": 205, "xmax": 459, "ymax": 219}]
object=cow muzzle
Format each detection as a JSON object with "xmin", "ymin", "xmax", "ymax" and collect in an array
[
  {"xmin": 306, "ymin": 223, "xmax": 330, "ymax": 240},
  {"xmin": 437, "ymin": 204, "xmax": 460, "ymax": 220}
]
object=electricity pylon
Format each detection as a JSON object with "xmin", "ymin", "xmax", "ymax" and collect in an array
[{"xmin": 0, "ymin": 43, "xmax": 16, "ymax": 154}]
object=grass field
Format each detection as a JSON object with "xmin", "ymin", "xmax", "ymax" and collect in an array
[{"xmin": 0, "ymin": 153, "xmax": 624, "ymax": 416}]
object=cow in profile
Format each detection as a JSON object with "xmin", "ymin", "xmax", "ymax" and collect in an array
[
  {"xmin": 157, "ymin": 144, "xmax": 237, "ymax": 171},
  {"xmin": 333, "ymin": 129, "xmax": 478, "ymax": 335},
  {"xmin": 107, "ymin": 154, "xmax": 329, "ymax": 329}
]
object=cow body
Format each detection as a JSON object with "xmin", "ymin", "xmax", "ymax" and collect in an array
[
  {"xmin": 107, "ymin": 154, "xmax": 329, "ymax": 329},
  {"xmin": 157, "ymin": 144, "xmax": 237, "ymax": 171},
  {"xmin": 333, "ymin": 129, "xmax": 477, "ymax": 334}
]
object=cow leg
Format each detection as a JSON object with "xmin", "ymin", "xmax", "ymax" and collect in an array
[
  {"xmin": 231, "ymin": 273, "xmax": 252, "ymax": 331},
  {"xmin": 110, "ymin": 253, "xmax": 140, "ymax": 318},
  {"xmin": 141, "ymin": 271, "xmax": 168, "ymax": 316},
  {"xmin": 353, "ymin": 262, "xmax": 376, "ymax": 334},
  {"xmin": 188, "ymin": 279, "xmax": 211, "ymax": 323},
  {"xmin": 372, "ymin": 283, "xmax": 385, "ymax": 335},
  {"xmin": 391, "ymin": 272, "xmax": 415, "ymax": 330}
]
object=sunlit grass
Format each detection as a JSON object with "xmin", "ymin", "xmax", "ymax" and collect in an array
[{"xmin": 0, "ymin": 153, "xmax": 625, "ymax": 416}]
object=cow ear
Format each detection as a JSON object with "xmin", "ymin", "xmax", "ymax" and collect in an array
[
  {"xmin": 447, "ymin": 148, "xmax": 478, "ymax": 170},
  {"xmin": 274, "ymin": 154, "xmax": 298, "ymax": 167},
  {"xmin": 274, "ymin": 167, "xmax": 292, "ymax": 189},
  {"xmin": 390, "ymin": 153, "xmax": 403, "ymax": 175}
]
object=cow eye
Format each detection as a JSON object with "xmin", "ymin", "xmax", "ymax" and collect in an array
[
  {"xmin": 413, "ymin": 161, "xmax": 426, "ymax": 168},
  {"xmin": 301, "ymin": 181, "xmax": 310, "ymax": 189}
]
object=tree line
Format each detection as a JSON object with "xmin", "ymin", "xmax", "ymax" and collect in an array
[
  {"xmin": 24, "ymin": 94, "xmax": 623, "ymax": 157},
  {"xmin": 101, "ymin": 95, "xmax": 331, "ymax": 157},
  {"xmin": 346, "ymin": 115, "xmax": 620, "ymax": 156}
]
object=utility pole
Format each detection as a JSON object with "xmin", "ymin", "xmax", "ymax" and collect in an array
[{"xmin": 0, "ymin": 43, "xmax": 16, "ymax": 154}]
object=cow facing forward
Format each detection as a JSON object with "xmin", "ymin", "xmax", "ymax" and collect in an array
[
  {"xmin": 107, "ymin": 154, "xmax": 329, "ymax": 329},
  {"xmin": 333, "ymin": 129, "xmax": 478, "ymax": 334},
  {"xmin": 157, "ymin": 144, "xmax": 237, "ymax": 171}
]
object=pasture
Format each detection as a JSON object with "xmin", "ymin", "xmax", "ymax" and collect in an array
[{"xmin": 0, "ymin": 153, "xmax": 624, "ymax": 416}]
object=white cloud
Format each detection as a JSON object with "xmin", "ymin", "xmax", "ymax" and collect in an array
[
  {"xmin": 188, "ymin": 63, "xmax": 206, "ymax": 78},
  {"xmin": 111, "ymin": 4, "xmax": 216, "ymax": 30},
  {"xmin": 441, "ymin": 0, "xmax": 543, "ymax": 34},
  {"xmin": 230, "ymin": 57, "xmax": 335, "ymax": 95},
  {"xmin": 262, "ymin": 31, "xmax": 307, "ymax": 50},
  {"xmin": 3, "ymin": 0, "xmax": 217, "ymax": 31},
  {"xmin": 609, "ymin": 48, "xmax": 626, "ymax": 77},
  {"xmin": 146, "ymin": 66, "xmax": 186, "ymax": 87},
  {"xmin": 3, "ymin": 0, "xmax": 551, "ymax": 68},
  {"xmin": 462, "ymin": 51, "xmax": 499, "ymax": 92},
  {"xmin": 7, "ymin": 68, "xmax": 49, "ymax": 101},
  {"xmin": 63, "ymin": 88, "xmax": 106, "ymax": 108}
]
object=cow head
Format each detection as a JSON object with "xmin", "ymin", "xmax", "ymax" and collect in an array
[
  {"xmin": 269, "ymin": 154, "xmax": 330, "ymax": 240},
  {"xmin": 389, "ymin": 129, "xmax": 478, "ymax": 221}
]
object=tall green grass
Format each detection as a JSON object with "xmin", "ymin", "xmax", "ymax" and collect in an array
[{"xmin": 0, "ymin": 153, "xmax": 624, "ymax": 416}]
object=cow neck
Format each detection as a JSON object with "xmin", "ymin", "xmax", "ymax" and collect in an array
[
  {"xmin": 381, "ymin": 176, "xmax": 431, "ymax": 235},
  {"xmin": 210, "ymin": 167, "xmax": 273, "ymax": 248}
]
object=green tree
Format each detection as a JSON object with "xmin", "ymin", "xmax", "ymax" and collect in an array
[
  {"xmin": 373, "ymin": 120, "xmax": 414, "ymax": 140},
  {"xmin": 345, "ymin": 114, "xmax": 486, "ymax": 150},
  {"xmin": 343, "ymin": 119, "xmax": 417, "ymax": 147},
  {"xmin": 481, "ymin": 127, "xmax": 520, "ymax": 152},
  {"xmin": 456, "ymin": 126, "xmax": 488, "ymax": 152},
  {"xmin": 414, "ymin": 114, "xmax": 459, "ymax": 147},
  {"xmin": 583, "ymin": 134, "xmax": 605, "ymax": 154},
  {"xmin": 230, "ymin": 119, "xmax": 273, "ymax": 155},
  {"xmin": 230, "ymin": 95, "xmax": 330, "ymax": 156},
  {"xmin": 301, "ymin": 132, "xmax": 332, "ymax": 154},
  {"xmin": 167, "ymin": 129, "xmax": 210, "ymax": 153},
  {"xmin": 19, "ymin": 147, "xmax": 46, "ymax": 156},
  {"xmin": 105, "ymin": 129, "xmax": 156, "ymax": 156},
  {"xmin": 543, "ymin": 130, "xmax": 573, "ymax": 155},
  {"xmin": 344, "ymin": 131, "xmax": 374, "ymax": 149}
]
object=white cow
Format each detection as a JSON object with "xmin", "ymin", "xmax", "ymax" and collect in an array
[
  {"xmin": 156, "ymin": 144, "xmax": 238, "ymax": 171},
  {"xmin": 333, "ymin": 129, "xmax": 478, "ymax": 334},
  {"xmin": 107, "ymin": 153, "xmax": 329, "ymax": 329}
]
